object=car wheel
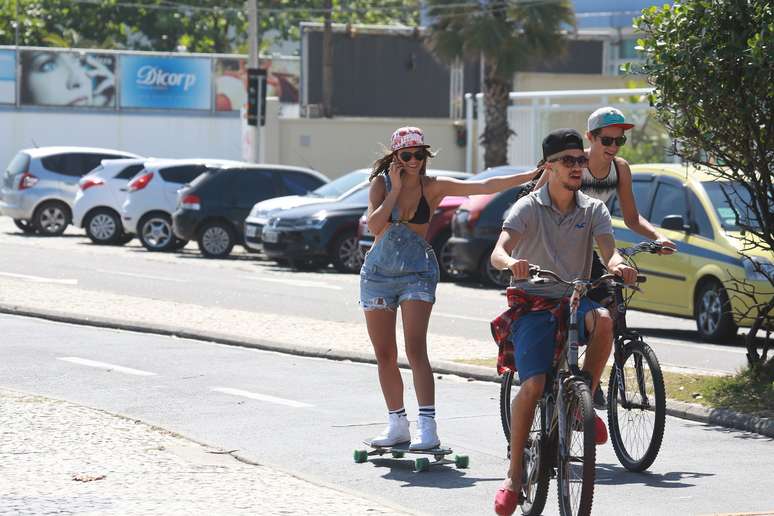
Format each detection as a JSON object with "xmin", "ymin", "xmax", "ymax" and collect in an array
[
  {"xmin": 33, "ymin": 201, "xmax": 70, "ymax": 236},
  {"xmin": 695, "ymin": 279, "xmax": 737, "ymax": 342},
  {"xmin": 13, "ymin": 219, "xmax": 37, "ymax": 234},
  {"xmin": 432, "ymin": 230, "xmax": 467, "ymax": 281},
  {"xmin": 479, "ymin": 248, "xmax": 510, "ymax": 288},
  {"xmin": 84, "ymin": 208, "xmax": 122, "ymax": 245},
  {"xmin": 331, "ymin": 230, "xmax": 363, "ymax": 273},
  {"xmin": 138, "ymin": 213, "xmax": 175, "ymax": 252},
  {"xmin": 197, "ymin": 221, "xmax": 234, "ymax": 258}
]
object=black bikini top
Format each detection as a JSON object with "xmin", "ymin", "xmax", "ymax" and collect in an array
[{"xmin": 390, "ymin": 179, "xmax": 431, "ymax": 224}]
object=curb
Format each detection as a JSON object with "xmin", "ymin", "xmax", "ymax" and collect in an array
[{"xmin": 2, "ymin": 303, "xmax": 772, "ymax": 439}]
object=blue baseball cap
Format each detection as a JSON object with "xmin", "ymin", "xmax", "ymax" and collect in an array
[{"xmin": 587, "ymin": 107, "xmax": 634, "ymax": 132}]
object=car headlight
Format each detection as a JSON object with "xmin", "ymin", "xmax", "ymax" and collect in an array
[
  {"xmin": 742, "ymin": 256, "xmax": 774, "ymax": 281},
  {"xmin": 294, "ymin": 211, "xmax": 327, "ymax": 229}
]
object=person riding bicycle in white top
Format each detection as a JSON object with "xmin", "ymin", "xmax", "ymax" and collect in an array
[{"xmin": 489, "ymin": 128, "xmax": 637, "ymax": 515}]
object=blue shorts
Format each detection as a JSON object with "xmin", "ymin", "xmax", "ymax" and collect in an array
[
  {"xmin": 359, "ymin": 251, "xmax": 440, "ymax": 310},
  {"xmin": 511, "ymin": 297, "xmax": 603, "ymax": 382}
]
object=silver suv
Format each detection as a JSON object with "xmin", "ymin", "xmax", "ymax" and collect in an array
[{"xmin": 0, "ymin": 146, "xmax": 141, "ymax": 236}]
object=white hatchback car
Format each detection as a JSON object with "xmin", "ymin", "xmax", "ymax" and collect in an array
[
  {"xmin": 73, "ymin": 158, "xmax": 148, "ymax": 245},
  {"xmin": 121, "ymin": 159, "xmax": 234, "ymax": 252}
]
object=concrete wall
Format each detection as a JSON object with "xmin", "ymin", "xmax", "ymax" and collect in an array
[{"xmin": 1, "ymin": 99, "xmax": 465, "ymax": 180}]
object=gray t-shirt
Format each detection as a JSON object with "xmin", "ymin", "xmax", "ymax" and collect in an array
[{"xmin": 502, "ymin": 185, "xmax": 614, "ymax": 299}]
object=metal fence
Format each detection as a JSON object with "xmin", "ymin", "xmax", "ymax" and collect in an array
[{"xmin": 465, "ymin": 88, "xmax": 655, "ymax": 173}]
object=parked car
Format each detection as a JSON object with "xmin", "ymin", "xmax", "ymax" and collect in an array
[
  {"xmin": 172, "ymin": 164, "xmax": 328, "ymax": 258},
  {"xmin": 72, "ymin": 158, "xmax": 147, "ymax": 245},
  {"xmin": 0, "ymin": 146, "xmax": 141, "ymax": 236},
  {"xmin": 448, "ymin": 166, "xmax": 531, "ymax": 287},
  {"xmin": 243, "ymin": 168, "xmax": 366, "ymax": 252},
  {"xmin": 261, "ymin": 169, "xmax": 470, "ymax": 273},
  {"xmin": 121, "ymin": 159, "xmax": 220, "ymax": 252},
  {"xmin": 607, "ymin": 164, "xmax": 773, "ymax": 342}
]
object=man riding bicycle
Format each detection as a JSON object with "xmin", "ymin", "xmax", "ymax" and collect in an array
[{"xmin": 490, "ymin": 128, "xmax": 636, "ymax": 515}]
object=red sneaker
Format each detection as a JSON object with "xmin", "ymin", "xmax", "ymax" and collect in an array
[
  {"xmin": 594, "ymin": 414, "xmax": 608, "ymax": 445},
  {"xmin": 494, "ymin": 487, "xmax": 522, "ymax": 515}
]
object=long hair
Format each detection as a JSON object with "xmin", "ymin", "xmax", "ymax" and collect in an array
[{"xmin": 368, "ymin": 147, "xmax": 436, "ymax": 182}]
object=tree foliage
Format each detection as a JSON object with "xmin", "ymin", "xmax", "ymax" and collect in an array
[
  {"xmin": 636, "ymin": 1, "xmax": 774, "ymax": 372},
  {"xmin": 425, "ymin": 0, "xmax": 574, "ymax": 168},
  {"xmin": 0, "ymin": 0, "xmax": 418, "ymax": 53}
]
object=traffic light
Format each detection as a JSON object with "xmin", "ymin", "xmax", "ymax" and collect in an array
[{"xmin": 247, "ymin": 68, "xmax": 267, "ymax": 126}]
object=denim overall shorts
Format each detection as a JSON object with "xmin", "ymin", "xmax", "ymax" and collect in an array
[{"xmin": 359, "ymin": 175, "xmax": 440, "ymax": 311}]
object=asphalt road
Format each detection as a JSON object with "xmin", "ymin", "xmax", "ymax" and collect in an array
[
  {"xmin": 2, "ymin": 314, "xmax": 772, "ymax": 516},
  {"xmin": 0, "ymin": 219, "xmax": 754, "ymax": 374}
]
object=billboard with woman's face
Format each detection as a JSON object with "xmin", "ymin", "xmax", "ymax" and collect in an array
[
  {"xmin": 20, "ymin": 50, "xmax": 116, "ymax": 107},
  {"xmin": 0, "ymin": 49, "xmax": 16, "ymax": 104},
  {"xmin": 120, "ymin": 55, "xmax": 211, "ymax": 110}
]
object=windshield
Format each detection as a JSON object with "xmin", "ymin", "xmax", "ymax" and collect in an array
[
  {"xmin": 469, "ymin": 166, "xmax": 531, "ymax": 181},
  {"xmin": 312, "ymin": 170, "xmax": 369, "ymax": 197},
  {"xmin": 703, "ymin": 181, "xmax": 765, "ymax": 231}
]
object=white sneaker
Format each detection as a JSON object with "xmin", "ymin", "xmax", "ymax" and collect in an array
[
  {"xmin": 409, "ymin": 415, "xmax": 440, "ymax": 450},
  {"xmin": 370, "ymin": 413, "xmax": 410, "ymax": 447}
]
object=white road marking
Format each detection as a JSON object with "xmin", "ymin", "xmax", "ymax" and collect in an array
[
  {"xmin": 433, "ymin": 311, "xmax": 490, "ymax": 323},
  {"xmin": 0, "ymin": 271, "xmax": 77, "ymax": 285},
  {"xmin": 95, "ymin": 269, "xmax": 187, "ymax": 283},
  {"xmin": 210, "ymin": 387, "xmax": 312, "ymax": 408},
  {"xmin": 246, "ymin": 276, "xmax": 342, "ymax": 290},
  {"xmin": 57, "ymin": 357, "xmax": 156, "ymax": 376}
]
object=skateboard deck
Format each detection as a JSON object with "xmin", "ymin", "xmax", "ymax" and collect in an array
[{"xmin": 354, "ymin": 439, "xmax": 469, "ymax": 471}]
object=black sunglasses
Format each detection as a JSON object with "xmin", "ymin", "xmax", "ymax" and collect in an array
[
  {"xmin": 599, "ymin": 135, "xmax": 627, "ymax": 147},
  {"xmin": 398, "ymin": 150, "xmax": 427, "ymax": 162},
  {"xmin": 549, "ymin": 155, "xmax": 589, "ymax": 168}
]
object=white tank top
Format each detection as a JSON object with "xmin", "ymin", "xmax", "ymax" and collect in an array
[{"xmin": 581, "ymin": 160, "xmax": 619, "ymax": 203}]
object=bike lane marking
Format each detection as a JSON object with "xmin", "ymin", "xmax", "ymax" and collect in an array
[
  {"xmin": 0, "ymin": 271, "xmax": 77, "ymax": 285},
  {"xmin": 57, "ymin": 357, "xmax": 156, "ymax": 376},
  {"xmin": 210, "ymin": 387, "xmax": 313, "ymax": 408}
]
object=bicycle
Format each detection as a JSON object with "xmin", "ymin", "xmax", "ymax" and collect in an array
[
  {"xmin": 499, "ymin": 267, "xmax": 635, "ymax": 516},
  {"xmin": 602, "ymin": 241, "xmax": 668, "ymax": 472}
]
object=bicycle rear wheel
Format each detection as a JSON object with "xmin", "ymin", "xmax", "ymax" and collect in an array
[
  {"xmin": 521, "ymin": 398, "xmax": 551, "ymax": 516},
  {"xmin": 557, "ymin": 380, "xmax": 595, "ymax": 516},
  {"xmin": 607, "ymin": 339, "xmax": 666, "ymax": 472}
]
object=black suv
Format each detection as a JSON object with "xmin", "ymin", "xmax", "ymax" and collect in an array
[{"xmin": 172, "ymin": 164, "xmax": 328, "ymax": 258}]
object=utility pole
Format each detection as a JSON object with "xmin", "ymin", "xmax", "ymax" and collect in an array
[
  {"xmin": 15, "ymin": 0, "xmax": 20, "ymax": 47},
  {"xmin": 322, "ymin": 0, "xmax": 333, "ymax": 118},
  {"xmin": 247, "ymin": 0, "xmax": 261, "ymax": 163}
]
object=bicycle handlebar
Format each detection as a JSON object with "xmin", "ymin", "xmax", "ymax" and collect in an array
[
  {"xmin": 527, "ymin": 267, "xmax": 643, "ymax": 291},
  {"xmin": 619, "ymin": 240, "xmax": 676, "ymax": 257}
]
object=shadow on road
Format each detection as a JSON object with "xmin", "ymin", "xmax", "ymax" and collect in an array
[
  {"xmin": 369, "ymin": 458, "xmax": 498, "ymax": 489},
  {"xmin": 631, "ymin": 327, "xmax": 766, "ymax": 348},
  {"xmin": 595, "ymin": 462, "xmax": 714, "ymax": 488}
]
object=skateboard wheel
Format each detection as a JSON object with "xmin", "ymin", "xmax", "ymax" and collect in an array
[
  {"xmin": 391, "ymin": 451, "xmax": 404, "ymax": 458},
  {"xmin": 415, "ymin": 457, "xmax": 430, "ymax": 472},
  {"xmin": 353, "ymin": 449, "xmax": 368, "ymax": 463},
  {"xmin": 455, "ymin": 455, "xmax": 469, "ymax": 469}
]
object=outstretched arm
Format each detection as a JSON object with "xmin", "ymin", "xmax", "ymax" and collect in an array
[{"xmin": 433, "ymin": 168, "xmax": 541, "ymax": 197}]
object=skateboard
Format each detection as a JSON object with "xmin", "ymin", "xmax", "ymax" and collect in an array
[{"xmin": 353, "ymin": 439, "xmax": 470, "ymax": 472}]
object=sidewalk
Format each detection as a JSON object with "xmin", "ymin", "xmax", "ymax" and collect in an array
[{"xmin": 0, "ymin": 388, "xmax": 410, "ymax": 515}]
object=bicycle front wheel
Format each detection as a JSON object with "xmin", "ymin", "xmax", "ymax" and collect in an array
[
  {"xmin": 500, "ymin": 369, "xmax": 516, "ymax": 444},
  {"xmin": 557, "ymin": 380, "xmax": 595, "ymax": 516},
  {"xmin": 607, "ymin": 339, "xmax": 666, "ymax": 472},
  {"xmin": 521, "ymin": 398, "xmax": 551, "ymax": 516}
]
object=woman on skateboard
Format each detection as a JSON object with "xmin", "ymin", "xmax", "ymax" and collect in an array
[{"xmin": 361, "ymin": 126, "xmax": 540, "ymax": 450}]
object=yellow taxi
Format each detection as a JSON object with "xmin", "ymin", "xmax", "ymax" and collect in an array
[{"xmin": 606, "ymin": 164, "xmax": 773, "ymax": 342}]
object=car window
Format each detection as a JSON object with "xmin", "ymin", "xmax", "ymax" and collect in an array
[
  {"xmin": 609, "ymin": 175, "xmax": 655, "ymax": 218},
  {"xmin": 313, "ymin": 170, "xmax": 368, "ymax": 197},
  {"xmin": 278, "ymin": 170, "xmax": 325, "ymax": 195},
  {"xmin": 159, "ymin": 165, "xmax": 205, "ymax": 184},
  {"xmin": 687, "ymin": 190, "xmax": 713, "ymax": 239},
  {"xmin": 339, "ymin": 185, "xmax": 370, "ymax": 204},
  {"xmin": 115, "ymin": 164, "xmax": 144, "ymax": 180},
  {"xmin": 651, "ymin": 180, "xmax": 687, "ymax": 227},
  {"xmin": 236, "ymin": 169, "xmax": 276, "ymax": 204}
]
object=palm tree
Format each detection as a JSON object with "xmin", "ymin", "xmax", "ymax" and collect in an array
[{"xmin": 426, "ymin": 0, "xmax": 575, "ymax": 168}]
